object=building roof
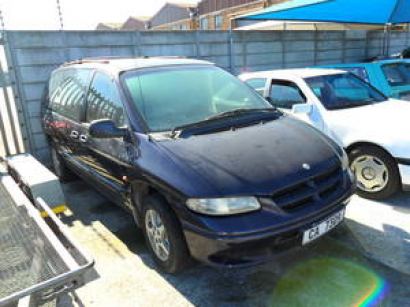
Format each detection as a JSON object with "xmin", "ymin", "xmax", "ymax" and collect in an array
[
  {"xmin": 96, "ymin": 22, "xmax": 123, "ymax": 30},
  {"xmin": 127, "ymin": 16, "xmax": 151, "ymax": 22},
  {"xmin": 168, "ymin": 1, "xmax": 198, "ymax": 8}
]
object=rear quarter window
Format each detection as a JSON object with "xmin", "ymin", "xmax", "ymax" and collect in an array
[{"xmin": 49, "ymin": 68, "xmax": 92, "ymax": 122}]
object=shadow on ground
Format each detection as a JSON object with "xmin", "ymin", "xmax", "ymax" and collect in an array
[{"xmin": 60, "ymin": 180, "xmax": 410, "ymax": 307}]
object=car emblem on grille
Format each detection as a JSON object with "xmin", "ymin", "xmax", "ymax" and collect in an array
[{"xmin": 302, "ymin": 163, "xmax": 311, "ymax": 170}]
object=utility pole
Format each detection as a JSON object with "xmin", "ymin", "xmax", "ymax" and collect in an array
[{"xmin": 0, "ymin": 8, "xmax": 5, "ymax": 43}]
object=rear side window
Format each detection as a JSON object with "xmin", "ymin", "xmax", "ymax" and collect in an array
[
  {"xmin": 245, "ymin": 78, "xmax": 267, "ymax": 95},
  {"xmin": 86, "ymin": 72, "xmax": 125, "ymax": 127},
  {"xmin": 49, "ymin": 69, "xmax": 91, "ymax": 121},
  {"xmin": 269, "ymin": 80, "xmax": 306, "ymax": 109}
]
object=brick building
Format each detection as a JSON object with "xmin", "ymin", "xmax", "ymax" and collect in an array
[
  {"xmin": 96, "ymin": 0, "xmax": 288, "ymax": 31},
  {"xmin": 149, "ymin": 2, "xmax": 199, "ymax": 30},
  {"xmin": 197, "ymin": 0, "xmax": 286, "ymax": 30},
  {"xmin": 146, "ymin": 0, "xmax": 287, "ymax": 30}
]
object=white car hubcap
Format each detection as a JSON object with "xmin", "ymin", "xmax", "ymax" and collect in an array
[
  {"xmin": 351, "ymin": 155, "xmax": 389, "ymax": 193},
  {"xmin": 145, "ymin": 209, "xmax": 170, "ymax": 262}
]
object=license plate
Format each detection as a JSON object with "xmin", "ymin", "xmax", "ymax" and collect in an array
[{"xmin": 302, "ymin": 209, "xmax": 345, "ymax": 245}]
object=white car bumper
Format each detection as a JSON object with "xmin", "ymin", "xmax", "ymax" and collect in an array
[{"xmin": 398, "ymin": 163, "xmax": 410, "ymax": 188}]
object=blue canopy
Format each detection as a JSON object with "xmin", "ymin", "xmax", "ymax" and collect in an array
[{"xmin": 238, "ymin": 0, "xmax": 410, "ymax": 25}]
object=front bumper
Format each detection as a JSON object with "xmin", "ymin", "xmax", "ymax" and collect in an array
[{"xmin": 182, "ymin": 194, "xmax": 352, "ymax": 267}]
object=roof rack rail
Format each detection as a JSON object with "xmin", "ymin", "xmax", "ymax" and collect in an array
[{"xmin": 62, "ymin": 55, "xmax": 188, "ymax": 67}]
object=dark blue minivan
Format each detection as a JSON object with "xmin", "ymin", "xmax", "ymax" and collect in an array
[{"xmin": 43, "ymin": 57, "xmax": 355, "ymax": 273}]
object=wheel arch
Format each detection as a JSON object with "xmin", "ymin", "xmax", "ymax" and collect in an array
[
  {"xmin": 345, "ymin": 141, "xmax": 394, "ymax": 159},
  {"xmin": 130, "ymin": 180, "xmax": 180, "ymax": 227}
]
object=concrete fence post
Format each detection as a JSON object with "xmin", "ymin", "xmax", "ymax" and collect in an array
[
  {"xmin": 228, "ymin": 29, "xmax": 234, "ymax": 74},
  {"xmin": 132, "ymin": 31, "xmax": 142, "ymax": 57},
  {"xmin": 2, "ymin": 32, "xmax": 32, "ymax": 153},
  {"xmin": 195, "ymin": 30, "xmax": 201, "ymax": 59},
  {"xmin": 341, "ymin": 31, "xmax": 347, "ymax": 63},
  {"xmin": 281, "ymin": 32, "xmax": 286, "ymax": 68},
  {"xmin": 313, "ymin": 30, "xmax": 318, "ymax": 65},
  {"xmin": 364, "ymin": 31, "xmax": 370, "ymax": 60}
]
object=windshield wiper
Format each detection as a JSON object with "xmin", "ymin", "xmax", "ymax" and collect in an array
[
  {"xmin": 205, "ymin": 107, "xmax": 278, "ymax": 121},
  {"xmin": 171, "ymin": 108, "xmax": 279, "ymax": 138},
  {"xmin": 171, "ymin": 118, "xmax": 221, "ymax": 138}
]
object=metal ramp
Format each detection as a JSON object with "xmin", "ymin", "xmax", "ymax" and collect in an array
[{"xmin": 0, "ymin": 168, "xmax": 94, "ymax": 306}]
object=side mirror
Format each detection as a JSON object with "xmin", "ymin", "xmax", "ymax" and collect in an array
[
  {"xmin": 292, "ymin": 103, "xmax": 312, "ymax": 115},
  {"xmin": 89, "ymin": 119, "xmax": 127, "ymax": 139}
]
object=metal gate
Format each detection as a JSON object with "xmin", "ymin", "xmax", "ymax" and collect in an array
[{"xmin": 0, "ymin": 34, "xmax": 24, "ymax": 158}]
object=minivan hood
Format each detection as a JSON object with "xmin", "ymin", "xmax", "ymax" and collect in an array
[{"xmin": 158, "ymin": 117, "xmax": 340, "ymax": 197}]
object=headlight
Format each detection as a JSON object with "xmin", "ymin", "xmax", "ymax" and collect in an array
[{"xmin": 186, "ymin": 197, "xmax": 261, "ymax": 216}]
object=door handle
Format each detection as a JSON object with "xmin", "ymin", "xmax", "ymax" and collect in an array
[
  {"xmin": 70, "ymin": 130, "xmax": 79, "ymax": 139},
  {"xmin": 79, "ymin": 135, "xmax": 88, "ymax": 143}
]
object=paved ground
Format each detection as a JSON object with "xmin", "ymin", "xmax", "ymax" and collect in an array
[{"xmin": 58, "ymin": 180, "xmax": 410, "ymax": 307}]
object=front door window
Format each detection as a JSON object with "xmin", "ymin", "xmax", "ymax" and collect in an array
[{"xmin": 269, "ymin": 80, "xmax": 306, "ymax": 109}]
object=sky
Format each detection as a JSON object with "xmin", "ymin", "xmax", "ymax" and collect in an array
[{"xmin": 0, "ymin": 0, "xmax": 199, "ymax": 30}]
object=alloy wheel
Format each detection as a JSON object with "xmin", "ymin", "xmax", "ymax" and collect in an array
[{"xmin": 145, "ymin": 209, "xmax": 170, "ymax": 262}]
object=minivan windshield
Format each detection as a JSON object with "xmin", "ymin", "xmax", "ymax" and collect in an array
[
  {"xmin": 122, "ymin": 66, "xmax": 272, "ymax": 132},
  {"xmin": 305, "ymin": 73, "xmax": 386, "ymax": 110}
]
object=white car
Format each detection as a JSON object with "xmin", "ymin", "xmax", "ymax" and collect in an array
[{"xmin": 240, "ymin": 68, "xmax": 410, "ymax": 200}]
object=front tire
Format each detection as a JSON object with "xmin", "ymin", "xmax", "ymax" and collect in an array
[
  {"xmin": 349, "ymin": 145, "xmax": 400, "ymax": 200},
  {"xmin": 142, "ymin": 195, "xmax": 191, "ymax": 273}
]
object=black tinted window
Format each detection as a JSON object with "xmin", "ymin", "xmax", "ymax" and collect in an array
[
  {"xmin": 49, "ymin": 69, "xmax": 91, "ymax": 121},
  {"xmin": 269, "ymin": 80, "xmax": 306, "ymax": 109},
  {"xmin": 86, "ymin": 72, "xmax": 125, "ymax": 126},
  {"xmin": 306, "ymin": 73, "xmax": 386, "ymax": 110}
]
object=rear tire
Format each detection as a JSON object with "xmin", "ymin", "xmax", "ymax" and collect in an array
[
  {"xmin": 349, "ymin": 145, "xmax": 400, "ymax": 200},
  {"xmin": 51, "ymin": 147, "xmax": 74, "ymax": 182},
  {"xmin": 142, "ymin": 194, "xmax": 191, "ymax": 273}
]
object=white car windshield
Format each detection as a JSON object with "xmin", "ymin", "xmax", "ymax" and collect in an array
[
  {"xmin": 122, "ymin": 66, "xmax": 272, "ymax": 132},
  {"xmin": 305, "ymin": 73, "xmax": 386, "ymax": 110}
]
